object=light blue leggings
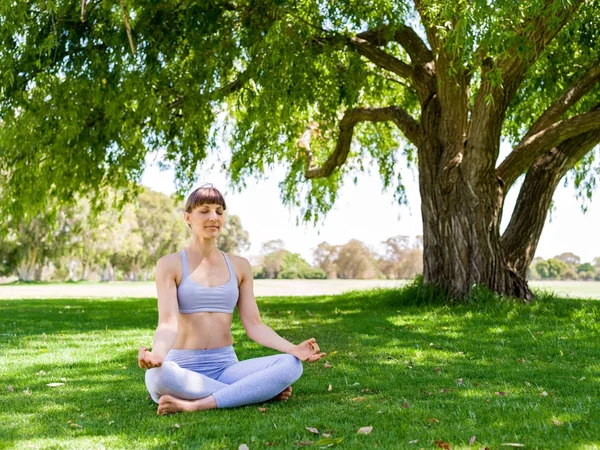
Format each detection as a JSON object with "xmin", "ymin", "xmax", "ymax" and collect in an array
[{"xmin": 145, "ymin": 346, "xmax": 303, "ymax": 408}]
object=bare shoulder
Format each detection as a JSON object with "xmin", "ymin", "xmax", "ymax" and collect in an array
[
  {"xmin": 156, "ymin": 252, "xmax": 183, "ymax": 279},
  {"xmin": 227, "ymin": 254, "xmax": 252, "ymax": 278}
]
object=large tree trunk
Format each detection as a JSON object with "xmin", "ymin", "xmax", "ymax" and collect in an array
[{"xmin": 419, "ymin": 161, "xmax": 533, "ymax": 299}]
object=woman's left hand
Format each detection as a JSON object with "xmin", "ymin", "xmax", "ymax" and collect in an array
[{"xmin": 291, "ymin": 338, "xmax": 326, "ymax": 362}]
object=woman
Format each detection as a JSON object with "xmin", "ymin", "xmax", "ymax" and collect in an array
[{"xmin": 138, "ymin": 186, "xmax": 325, "ymax": 415}]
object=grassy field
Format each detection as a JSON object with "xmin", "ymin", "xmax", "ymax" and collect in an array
[{"xmin": 2, "ymin": 285, "xmax": 600, "ymax": 449}]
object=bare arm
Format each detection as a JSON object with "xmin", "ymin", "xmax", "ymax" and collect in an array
[
  {"xmin": 236, "ymin": 257, "xmax": 325, "ymax": 362},
  {"xmin": 138, "ymin": 255, "xmax": 179, "ymax": 369}
]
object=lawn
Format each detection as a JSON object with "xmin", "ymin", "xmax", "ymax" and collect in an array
[{"xmin": 1, "ymin": 286, "xmax": 600, "ymax": 449}]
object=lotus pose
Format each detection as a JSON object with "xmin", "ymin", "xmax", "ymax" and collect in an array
[{"xmin": 138, "ymin": 186, "xmax": 325, "ymax": 415}]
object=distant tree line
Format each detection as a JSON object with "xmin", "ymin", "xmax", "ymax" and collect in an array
[
  {"xmin": 253, "ymin": 236, "xmax": 424, "ymax": 280},
  {"xmin": 0, "ymin": 188, "xmax": 249, "ymax": 282},
  {"xmin": 529, "ymin": 253, "xmax": 600, "ymax": 281}
]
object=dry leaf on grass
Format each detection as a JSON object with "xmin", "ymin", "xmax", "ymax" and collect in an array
[
  {"xmin": 328, "ymin": 384, "xmax": 332, "ymax": 391},
  {"xmin": 401, "ymin": 402, "xmax": 409, "ymax": 408},
  {"xmin": 258, "ymin": 407, "xmax": 267, "ymax": 413},
  {"xmin": 23, "ymin": 388, "xmax": 31, "ymax": 396},
  {"xmin": 46, "ymin": 383, "xmax": 65, "ymax": 387},
  {"xmin": 551, "ymin": 419, "xmax": 564, "ymax": 426},
  {"xmin": 351, "ymin": 397, "xmax": 366, "ymax": 402},
  {"xmin": 357, "ymin": 426, "xmax": 373, "ymax": 435},
  {"xmin": 323, "ymin": 361, "xmax": 333, "ymax": 368},
  {"xmin": 314, "ymin": 437, "xmax": 343, "ymax": 446},
  {"xmin": 469, "ymin": 435, "xmax": 476, "ymax": 445},
  {"xmin": 173, "ymin": 424, "xmax": 180, "ymax": 429},
  {"xmin": 239, "ymin": 445, "xmax": 249, "ymax": 450},
  {"xmin": 457, "ymin": 378, "xmax": 464, "ymax": 386},
  {"xmin": 495, "ymin": 391, "xmax": 506, "ymax": 396},
  {"xmin": 305, "ymin": 426, "xmax": 319, "ymax": 434},
  {"xmin": 436, "ymin": 440, "xmax": 451, "ymax": 449},
  {"xmin": 500, "ymin": 444, "xmax": 525, "ymax": 447},
  {"xmin": 7, "ymin": 386, "xmax": 14, "ymax": 392},
  {"xmin": 294, "ymin": 441, "xmax": 313, "ymax": 446},
  {"xmin": 540, "ymin": 391, "xmax": 549, "ymax": 397},
  {"xmin": 408, "ymin": 440, "xmax": 419, "ymax": 444},
  {"xmin": 429, "ymin": 418, "xmax": 440, "ymax": 423}
]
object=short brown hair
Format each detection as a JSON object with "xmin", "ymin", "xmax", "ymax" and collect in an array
[{"xmin": 185, "ymin": 186, "xmax": 227, "ymax": 213}]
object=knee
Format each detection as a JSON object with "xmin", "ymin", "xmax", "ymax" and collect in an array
[
  {"xmin": 281, "ymin": 354, "xmax": 303, "ymax": 383},
  {"xmin": 145, "ymin": 361, "xmax": 179, "ymax": 403}
]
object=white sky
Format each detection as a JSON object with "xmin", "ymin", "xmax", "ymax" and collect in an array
[{"xmin": 141, "ymin": 152, "xmax": 600, "ymax": 265}]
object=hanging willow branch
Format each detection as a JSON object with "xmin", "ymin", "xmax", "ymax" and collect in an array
[{"xmin": 119, "ymin": 0, "xmax": 136, "ymax": 55}]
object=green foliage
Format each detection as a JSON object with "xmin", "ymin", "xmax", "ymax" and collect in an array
[
  {"xmin": 255, "ymin": 249, "xmax": 325, "ymax": 279},
  {"xmin": 3, "ymin": 0, "xmax": 598, "ymax": 224}
]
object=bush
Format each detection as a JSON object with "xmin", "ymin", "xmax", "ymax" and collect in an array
[
  {"xmin": 277, "ymin": 269, "xmax": 299, "ymax": 279},
  {"xmin": 299, "ymin": 267, "xmax": 327, "ymax": 279}
]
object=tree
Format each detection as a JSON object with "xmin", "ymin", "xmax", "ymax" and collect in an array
[
  {"xmin": 535, "ymin": 258, "xmax": 568, "ymax": 280},
  {"xmin": 2, "ymin": 1, "xmax": 600, "ymax": 299},
  {"xmin": 336, "ymin": 240, "xmax": 381, "ymax": 279},
  {"xmin": 378, "ymin": 235, "xmax": 423, "ymax": 279},
  {"xmin": 313, "ymin": 242, "xmax": 339, "ymax": 279}
]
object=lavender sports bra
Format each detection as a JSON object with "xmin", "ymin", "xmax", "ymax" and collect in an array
[{"xmin": 177, "ymin": 250, "xmax": 239, "ymax": 314}]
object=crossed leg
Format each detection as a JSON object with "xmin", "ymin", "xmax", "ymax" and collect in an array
[{"xmin": 145, "ymin": 354, "xmax": 303, "ymax": 415}]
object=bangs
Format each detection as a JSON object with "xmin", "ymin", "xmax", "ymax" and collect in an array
[{"xmin": 185, "ymin": 187, "xmax": 227, "ymax": 212}]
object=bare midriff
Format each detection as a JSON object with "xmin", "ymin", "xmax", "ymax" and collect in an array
[{"xmin": 173, "ymin": 312, "xmax": 234, "ymax": 350}]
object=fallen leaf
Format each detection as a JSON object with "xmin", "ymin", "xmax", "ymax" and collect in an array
[
  {"xmin": 7, "ymin": 386, "xmax": 14, "ymax": 392},
  {"xmin": 108, "ymin": 421, "xmax": 115, "ymax": 425},
  {"xmin": 436, "ymin": 440, "xmax": 451, "ymax": 449},
  {"xmin": 440, "ymin": 388, "xmax": 453, "ymax": 393},
  {"xmin": 361, "ymin": 388, "xmax": 370, "ymax": 393},
  {"xmin": 258, "ymin": 407, "xmax": 267, "ymax": 413},
  {"xmin": 469, "ymin": 435, "xmax": 476, "ymax": 445},
  {"xmin": 238, "ymin": 445, "xmax": 249, "ymax": 450},
  {"xmin": 579, "ymin": 377, "xmax": 585, "ymax": 381},
  {"xmin": 322, "ymin": 433, "xmax": 331, "ymax": 437},
  {"xmin": 323, "ymin": 361, "xmax": 333, "ymax": 368},
  {"xmin": 540, "ymin": 391, "xmax": 549, "ymax": 397},
  {"xmin": 551, "ymin": 419, "xmax": 564, "ymax": 426},
  {"xmin": 328, "ymin": 384, "xmax": 332, "ymax": 392},
  {"xmin": 357, "ymin": 426, "xmax": 373, "ymax": 435},
  {"xmin": 524, "ymin": 381, "xmax": 531, "ymax": 387},
  {"xmin": 429, "ymin": 418, "xmax": 440, "ymax": 423},
  {"xmin": 121, "ymin": 366, "xmax": 127, "ymax": 370},
  {"xmin": 401, "ymin": 402, "xmax": 409, "ymax": 408},
  {"xmin": 377, "ymin": 410, "xmax": 383, "ymax": 414},
  {"xmin": 434, "ymin": 367, "xmax": 441, "ymax": 372},
  {"xmin": 500, "ymin": 444, "xmax": 524, "ymax": 447},
  {"xmin": 46, "ymin": 383, "xmax": 65, "ymax": 387},
  {"xmin": 23, "ymin": 388, "xmax": 31, "ymax": 396},
  {"xmin": 314, "ymin": 437, "xmax": 343, "ymax": 446},
  {"xmin": 457, "ymin": 378, "xmax": 464, "ymax": 386},
  {"xmin": 294, "ymin": 441, "xmax": 313, "ymax": 446},
  {"xmin": 305, "ymin": 426, "xmax": 319, "ymax": 434},
  {"xmin": 516, "ymin": 358, "xmax": 525, "ymax": 363},
  {"xmin": 495, "ymin": 391, "xmax": 506, "ymax": 396},
  {"xmin": 351, "ymin": 397, "xmax": 366, "ymax": 402},
  {"xmin": 70, "ymin": 423, "xmax": 81, "ymax": 428},
  {"xmin": 328, "ymin": 351, "xmax": 337, "ymax": 356},
  {"xmin": 408, "ymin": 440, "xmax": 419, "ymax": 444},
  {"xmin": 474, "ymin": 382, "xmax": 479, "ymax": 387},
  {"xmin": 37, "ymin": 370, "xmax": 45, "ymax": 375},
  {"xmin": 173, "ymin": 423, "xmax": 180, "ymax": 428}
]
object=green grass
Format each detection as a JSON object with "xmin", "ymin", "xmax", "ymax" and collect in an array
[{"xmin": 1, "ymin": 286, "xmax": 600, "ymax": 449}]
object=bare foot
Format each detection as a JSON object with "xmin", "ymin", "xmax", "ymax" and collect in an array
[
  {"xmin": 157, "ymin": 394, "xmax": 217, "ymax": 415},
  {"xmin": 271, "ymin": 386, "xmax": 292, "ymax": 402}
]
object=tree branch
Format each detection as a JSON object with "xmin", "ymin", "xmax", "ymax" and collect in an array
[
  {"xmin": 523, "ymin": 56, "xmax": 600, "ymax": 139},
  {"xmin": 303, "ymin": 106, "xmax": 422, "ymax": 179},
  {"xmin": 497, "ymin": 107, "xmax": 600, "ymax": 190},
  {"xmin": 356, "ymin": 24, "xmax": 433, "ymax": 65},
  {"xmin": 501, "ymin": 130, "xmax": 600, "ymax": 277}
]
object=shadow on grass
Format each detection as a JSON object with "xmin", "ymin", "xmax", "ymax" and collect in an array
[{"xmin": 1, "ymin": 288, "xmax": 600, "ymax": 448}]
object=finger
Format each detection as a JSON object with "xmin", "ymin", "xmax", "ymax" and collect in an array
[{"xmin": 312, "ymin": 342, "xmax": 320, "ymax": 353}]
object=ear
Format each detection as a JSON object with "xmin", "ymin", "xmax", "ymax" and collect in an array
[{"xmin": 183, "ymin": 211, "xmax": 191, "ymax": 225}]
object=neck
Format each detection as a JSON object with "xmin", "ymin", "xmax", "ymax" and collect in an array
[{"xmin": 188, "ymin": 237, "xmax": 220, "ymax": 256}]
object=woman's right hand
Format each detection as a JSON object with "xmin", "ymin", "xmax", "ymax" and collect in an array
[{"xmin": 138, "ymin": 346, "xmax": 163, "ymax": 369}]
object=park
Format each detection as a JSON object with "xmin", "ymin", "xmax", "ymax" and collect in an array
[{"xmin": 2, "ymin": 0, "xmax": 600, "ymax": 449}]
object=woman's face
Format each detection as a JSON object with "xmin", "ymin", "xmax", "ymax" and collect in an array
[{"xmin": 185, "ymin": 203, "xmax": 225, "ymax": 238}]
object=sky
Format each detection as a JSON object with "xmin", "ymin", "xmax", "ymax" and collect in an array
[{"xmin": 141, "ymin": 152, "xmax": 600, "ymax": 265}]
